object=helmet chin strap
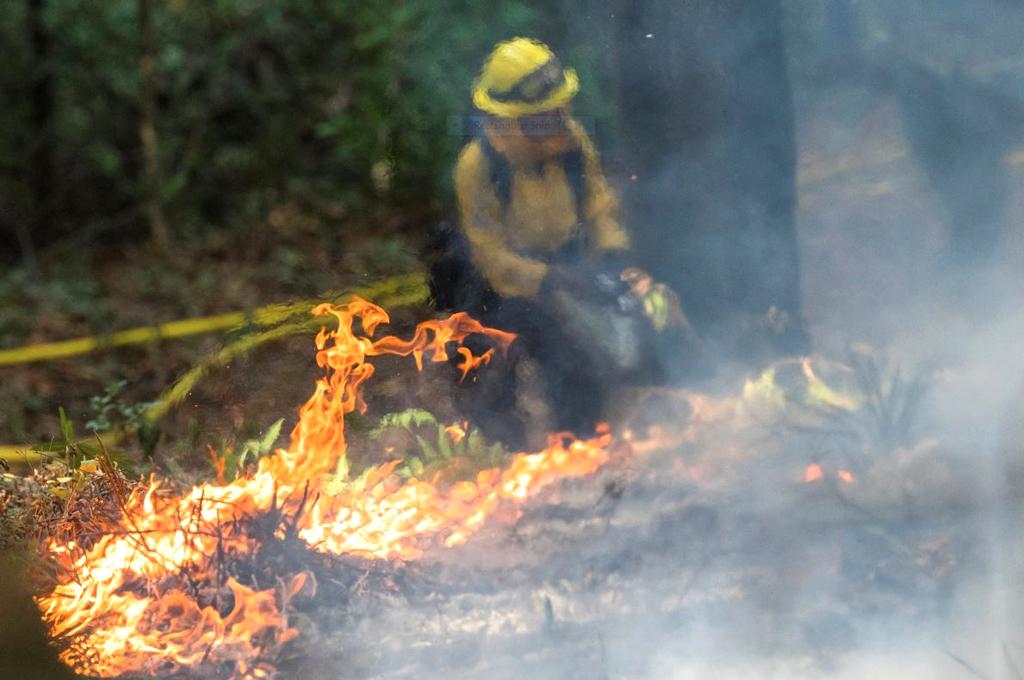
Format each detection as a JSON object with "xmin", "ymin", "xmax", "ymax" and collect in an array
[{"xmin": 483, "ymin": 120, "xmax": 576, "ymax": 165}]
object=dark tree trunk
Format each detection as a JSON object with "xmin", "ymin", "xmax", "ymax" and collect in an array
[
  {"xmin": 24, "ymin": 0, "xmax": 53, "ymax": 270},
  {"xmin": 138, "ymin": 0, "xmax": 171, "ymax": 251},
  {"xmin": 609, "ymin": 0, "xmax": 807, "ymax": 365}
]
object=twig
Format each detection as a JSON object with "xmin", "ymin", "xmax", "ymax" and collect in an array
[
  {"xmin": 825, "ymin": 479, "xmax": 922, "ymax": 560},
  {"xmin": 597, "ymin": 630, "xmax": 611, "ymax": 680},
  {"xmin": 94, "ymin": 433, "xmax": 161, "ymax": 566},
  {"xmin": 95, "ymin": 434, "xmax": 128, "ymax": 506},
  {"xmin": 287, "ymin": 481, "xmax": 313, "ymax": 536},
  {"xmin": 215, "ymin": 506, "xmax": 225, "ymax": 613},
  {"xmin": 1005, "ymin": 641, "xmax": 1023, "ymax": 680},
  {"xmin": 946, "ymin": 650, "xmax": 988, "ymax": 679}
]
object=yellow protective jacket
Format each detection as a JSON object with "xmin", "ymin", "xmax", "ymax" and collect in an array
[{"xmin": 453, "ymin": 118, "xmax": 629, "ymax": 299}]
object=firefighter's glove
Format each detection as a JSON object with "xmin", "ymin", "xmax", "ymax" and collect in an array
[
  {"xmin": 541, "ymin": 264, "xmax": 581, "ymax": 295},
  {"xmin": 620, "ymin": 268, "xmax": 686, "ymax": 333},
  {"xmin": 543, "ymin": 263, "xmax": 625, "ymax": 301}
]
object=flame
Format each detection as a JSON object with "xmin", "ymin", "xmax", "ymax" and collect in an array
[
  {"xmin": 37, "ymin": 298, "xmax": 613, "ymax": 678},
  {"xmin": 803, "ymin": 463, "xmax": 856, "ymax": 485},
  {"xmin": 444, "ymin": 422, "xmax": 468, "ymax": 444}
]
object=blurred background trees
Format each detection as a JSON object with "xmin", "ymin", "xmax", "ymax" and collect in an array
[{"xmin": 0, "ymin": 0, "xmax": 559, "ymax": 262}]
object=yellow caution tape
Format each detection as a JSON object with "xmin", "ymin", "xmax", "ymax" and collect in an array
[
  {"xmin": 0, "ymin": 273, "xmax": 430, "ymax": 467},
  {"xmin": 147, "ymin": 279, "xmax": 428, "ymax": 423},
  {"xmin": 0, "ymin": 272, "xmax": 426, "ymax": 367},
  {"xmin": 0, "ymin": 432, "xmax": 123, "ymax": 469},
  {"xmin": 0, "ymin": 313, "xmax": 247, "ymax": 366}
]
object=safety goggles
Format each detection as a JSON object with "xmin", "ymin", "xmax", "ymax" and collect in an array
[{"xmin": 515, "ymin": 108, "xmax": 569, "ymax": 137}]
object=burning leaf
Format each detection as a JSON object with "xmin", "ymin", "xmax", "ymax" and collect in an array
[
  {"xmin": 801, "ymin": 357, "xmax": 860, "ymax": 412},
  {"xmin": 444, "ymin": 423, "xmax": 468, "ymax": 444}
]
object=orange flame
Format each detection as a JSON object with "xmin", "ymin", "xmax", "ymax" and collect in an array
[
  {"xmin": 36, "ymin": 298, "xmax": 613, "ymax": 678},
  {"xmin": 803, "ymin": 464, "xmax": 856, "ymax": 485},
  {"xmin": 444, "ymin": 422, "xmax": 468, "ymax": 443}
]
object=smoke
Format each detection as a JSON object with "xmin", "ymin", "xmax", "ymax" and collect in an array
[{"xmin": 310, "ymin": 2, "xmax": 1024, "ymax": 679}]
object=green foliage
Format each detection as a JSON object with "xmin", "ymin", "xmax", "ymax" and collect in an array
[
  {"xmin": 0, "ymin": 262, "xmax": 112, "ymax": 348},
  {"xmin": 83, "ymin": 380, "xmax": 160, "ymax": 459},
  {"xmin": 403, "ymin": 426, "xmax": 508, "ymax": 481},
  {"xmin": 204, "ymin": 418, "xmax": 284, "ymax": 483},
  {"xmin": 364, "ymin": 408, "xmax": 509, "ymax": 483},
  {"xmin": 325, "ymin": 463, "xmax": 378, "ymax": 497},
  {"xmin": 0, "ymin": 1, "xmax": 141, "ymax": 242},
  {"xmin": 1, "ymin": 0, "xmax": 595, "ymax": 251},
  {"xmin": 367, "ymin": 408, "xmax": 439, "ymax": 438},
  {"xmin": 58, "ymin": 406, "xmax": 75, "ymax": 444},
  {"xmin": 86, "ymin": 380, "xmax": 155, "ymax": 434},
  {"xmin": 56, "ymin": 406, "xmax": 87, "ymax": 469},
  {"xmin": 846, "ymin": 350, "xmax": 933, "ymax": 451},
  {"xmin": 325, "ymin": 407, "xmax": 510, "ymax": 496},
  {"xmin": 235, "ymin": 417, "xmax": 284, "ymax": 473},
  {"xmin": 771, "ymin": 351, "xmax": 936, "ymax": 472},
  {"xmin": 38, "ymin": 406, "xmax": 133, "ymax": 474},
  {"xmin": 305, "ymin": 0, "xmax": 546, "ymax": 208}
]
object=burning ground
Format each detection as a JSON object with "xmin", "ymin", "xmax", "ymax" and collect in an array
[
  {"xmin": 3, "ymin": 298, "xmax": 1018, "ymax": 679},
  {"xmin": 302, "ymin": 365, "xmax": 998, "ymax": 680},
  {"xmin": 18, "ymin": 299, "xmax": 615, "ymax": 678}
]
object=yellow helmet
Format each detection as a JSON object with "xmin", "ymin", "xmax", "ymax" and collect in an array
[{"xmin": 472, "ymin": 37, "xmax": 579, "ymax": 117}]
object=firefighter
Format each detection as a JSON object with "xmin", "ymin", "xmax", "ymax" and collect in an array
[{"xmin": 431, "ymin": 37, "xmax": 690, "ymax": 441}]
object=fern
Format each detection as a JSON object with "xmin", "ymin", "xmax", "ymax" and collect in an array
[
  {"xmin": 236, "ymin": 418, "xmax": 284, "ymax": 471},
  {"xmin": 357, "ymin": 408, "xmax": 514, "ymax": 483},
  {"xmin": 415, "ymin": 434, "xmax": 441, "ymax": 463},
  {"xmin": 211, "ymin": 418, "xmax": 285, "ymax": 483},
  {"xmin": 368, "ymin": 409, "xmax": 439, "ymax": 439}
]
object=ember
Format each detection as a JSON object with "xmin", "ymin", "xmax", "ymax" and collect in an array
[
  {"xmin": 36, "ymin": 299, "xmax": 614, "ymax": 678},
  {"xmin": 804, "ymin": 464, "xmax": 856, "ymax": 485},
  {"xmin": 804, "ymin": 462, "xmax": 824, "ymax": 483}
]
